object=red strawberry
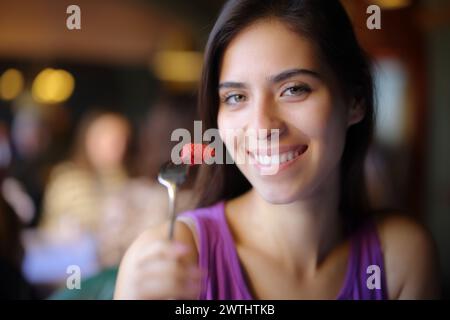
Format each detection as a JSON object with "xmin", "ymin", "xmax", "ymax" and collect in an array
[{"xmin": 181, "ymin": 143, "xmax": 215, "ymax": 165}]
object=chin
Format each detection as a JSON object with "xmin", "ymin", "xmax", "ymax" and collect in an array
[{"xmin": 254, "ymin": 184, "xmax": 303, "ymax": 205}]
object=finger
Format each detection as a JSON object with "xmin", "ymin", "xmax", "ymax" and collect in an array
[
  {"xmin": 136, "ymin": 241, "xmax": 189, "ymax": 267},
  {"xmin": 135, "ymin": 262, "xmax": 202, "ymax": 299},
  {"xmin": 139, "ymin": 260, "xmax": 202, "ymax": 285},
  {"xmin": 138, "ymin": 273, "xmax": 199, "ymax": 300}
]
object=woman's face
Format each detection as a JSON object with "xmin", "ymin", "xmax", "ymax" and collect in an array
[
  {"xmin": 217, "ymin": 19, "xmax": 363, "ymax": 204},
  {"xmin": 86, "ymin": 114, "xmax": 129, "ymax": 171}
]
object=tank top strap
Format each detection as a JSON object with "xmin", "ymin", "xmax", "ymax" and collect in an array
[
  {"xmin": 178, "ymin": 201, "xmax": 252, "ymax": 299},
  {"xmin": 338, "ymin": 219, "xmax": 389, "ymax": 300}
]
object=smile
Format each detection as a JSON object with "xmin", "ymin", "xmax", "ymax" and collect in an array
[{"xmin": 247, "ymin": 145, "xmax": 308, "ymax": 166}]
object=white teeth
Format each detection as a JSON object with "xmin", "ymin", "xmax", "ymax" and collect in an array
[
  {"xmin": 257, "ymin": 155, "xmax": 271, "ymax": 165},
  {"xmin": 286, "ymin": 151, "xmax": 294, "ymax": 161},
  {"xmin": 271, "ymin": 155, "xmax": 280, "ymax": 165},
  {"xmin": 254, "ymin": 149, "xmax": 302, "ymax": 165}
]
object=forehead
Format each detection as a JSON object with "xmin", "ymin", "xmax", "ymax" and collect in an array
[
  {"xmin": 89, "ymin": 115, "xmax": 129, "ymax": 135},
  {"xmin": 220, "ymin": 19, "xmax": 321, "ymax": 81}
]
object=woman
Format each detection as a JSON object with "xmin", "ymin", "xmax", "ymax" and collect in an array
[
  {"xmin": 97, "ymin": 95, "xmax": 199, "ymax": 268},
  {"xmin": 115, "ymin": 0, "xmax": 440, "ymax": 300},
  {"xmin": 40, "ymin": 110, "xmax": 131, "ymax": 237}
]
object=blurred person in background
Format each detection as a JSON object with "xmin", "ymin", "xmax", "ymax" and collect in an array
[
  {"xmin": 6, "ymin": 105, "xmax": 52, "ymax": 227},
  {"xmin": 39, "ymin": 110, "xmax": 131, "ymax": 239},
  {"xmin": 20, "ymin": 110, "xmax": 131, "ymax": 290},
  {"xmin": 97, "ymin": 94, "xmax": 198, "ymax": 268},
  {"xmin": 47, "ymin": 95, "xmax": 199, "ymax": 299}
]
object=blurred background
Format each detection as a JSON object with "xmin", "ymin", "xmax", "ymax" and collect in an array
[{"xmin": 0, "ymin": 0, "xmax": 448, "ymax": 299}]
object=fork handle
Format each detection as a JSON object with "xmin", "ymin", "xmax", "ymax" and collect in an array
[{"xmin": 167, "ymin": 183, "xmax": 177, "ymax": 240}]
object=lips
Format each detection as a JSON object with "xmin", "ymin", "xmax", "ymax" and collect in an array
[{"xmin": 247, "ymin": 145, "xmax": 308, "ymax": 166}]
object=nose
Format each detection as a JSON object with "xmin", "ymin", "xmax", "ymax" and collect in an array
[{"xmin": 247, "ymin": 95, "xmax": 286, "ymax": 141}]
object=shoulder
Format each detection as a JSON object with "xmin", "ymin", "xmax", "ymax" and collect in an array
[
  {"xmin": 374, "ymin": 213, "xmax": 441, "ymax": 299},
  {"xmin": 50, "ymin": 161, "xmax": 85, "ymax": 177},
  {"xmin": 46, "ymin": 162, "xmax": 91, "ymax": 190}
]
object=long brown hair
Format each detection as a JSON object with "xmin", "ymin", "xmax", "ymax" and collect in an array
[{"xmin": 195, "ymin": 0, "xmax": 375, "ymax": 231}]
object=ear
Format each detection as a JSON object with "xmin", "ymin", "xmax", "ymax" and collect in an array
[{"xmin": 347, "ymin": 100, "xmax": 365, "ymax": 127}]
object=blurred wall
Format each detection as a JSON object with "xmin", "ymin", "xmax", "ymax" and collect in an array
[
  {"xmin": 0, "ymin": 0, "xmax": 191, "ymax": 65},
  {"xmin": 423, "ymin": 0, "xmax": 450, "ymax": 298}
]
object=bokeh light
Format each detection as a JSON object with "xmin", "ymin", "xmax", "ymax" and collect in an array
[
  {"xmin": 371, "ymin": 0, "xmax": 412, "ymax": 10},
  {"xmin": 152, "ymin": 50, "xmax": 203, "ymax": 83},
  {"xmin": 31, "ymin": 68, "xmax": 75, "ymax": 104},
  {"xmin": 0, "ymin": 68, "xmax": 25, "ymax": 101}
]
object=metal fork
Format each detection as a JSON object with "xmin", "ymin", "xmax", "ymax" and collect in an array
[{"xmin": 157, "ymin": 161, "xmax": 190, "ymax": 240}]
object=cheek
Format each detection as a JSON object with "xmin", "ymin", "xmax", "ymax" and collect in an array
[
  {"xmin": 217, "ymin": 109, "xmax": 229, "ymax": 145},
  {"xmin": 218, "ymin": 110, "xmax": 238, "ymax": 158},
  {"xmin": 288, "ymin": 95, "xmax": 348, "ymax": 168},
  {"xmin": 316, "ymin": 99, "xmax": 348, "ymax": 154},
  {"xmin": 217, "ymin": 107, "xmax": 247, "ymax": 141},
  {"xmin": 288, "ymin": 94, "xmax": 333, "ymax": 137},
  {"xmin": 218, "ymin": 109, "xmax": 249, "ymax": 163},
  {"xmin": 217, "ymin": 107, "xmax": 249, "ymax": 130},
  {"xmin": 289, "ymin": 90, "xmax": 347, "ymax": 141}
]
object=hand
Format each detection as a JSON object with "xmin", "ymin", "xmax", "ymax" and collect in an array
[{"xmin": 114, "ymin": 239, "xmax": 201, "ymax": 300}]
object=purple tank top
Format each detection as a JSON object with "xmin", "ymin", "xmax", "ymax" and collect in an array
[{"xmin": 179, "ymin": 201, "xmax": 388, "ymax": 300}]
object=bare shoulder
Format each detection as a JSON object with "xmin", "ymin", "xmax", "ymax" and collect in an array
[{"xmin": 374, "ymin": 213, "xmax": 441, "ymax": 299}]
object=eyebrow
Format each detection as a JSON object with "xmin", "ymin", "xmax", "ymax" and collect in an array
[
  {"xmin": 218, "ymin": 68, "xmax": 321, "ymax": 90},
  {"xmin": 270, "ymin": 68, "xmax": 321, "ymax": 83}
]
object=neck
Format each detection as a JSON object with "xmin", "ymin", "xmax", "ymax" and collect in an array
[{"xmin": 235, "ymin": 170, "xmax": 343, "ymax": 275}]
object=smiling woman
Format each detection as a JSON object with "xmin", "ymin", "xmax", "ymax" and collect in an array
[{"xmin": 114, "ymin": 0, "xmax": 440, "ymax": 300}]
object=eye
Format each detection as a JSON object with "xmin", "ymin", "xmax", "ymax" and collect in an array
[
  {"xmin": 223, "ymin": 93, "xmax": 247, "ymax": 105},
  {"xmin": 281, "ymin": 85, "xmax": 311, "ymax": 97}
]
